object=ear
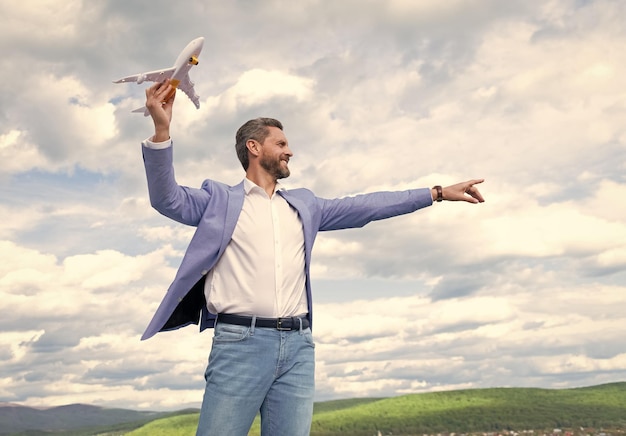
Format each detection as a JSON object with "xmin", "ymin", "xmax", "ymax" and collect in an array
[{"xmin": 246, "ymin": 139, "xmax": 261, "ymax": 157}]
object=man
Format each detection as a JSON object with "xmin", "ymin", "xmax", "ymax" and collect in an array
[{"xmin": 140, "ymin": 80, "xmax": 485, "ymax": 436}]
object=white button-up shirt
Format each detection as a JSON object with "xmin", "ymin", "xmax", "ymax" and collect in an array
[{"xmin": 204, "ymin": 178, "xmax": 307, "ymax": 318}]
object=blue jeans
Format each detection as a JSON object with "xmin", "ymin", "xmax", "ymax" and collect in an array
[{"xmin": 196, "ymin": 320, "xmax": 315, "ymax": 436}]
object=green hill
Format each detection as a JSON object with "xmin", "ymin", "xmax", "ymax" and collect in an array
[{"xmin": 126, "ymin": 382, "xmax": 626, "ymax": 436}]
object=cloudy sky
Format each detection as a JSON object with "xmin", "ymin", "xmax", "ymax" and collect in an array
[{"xmin": 1, "ymin": 0, "xmax": 625, "ymax": 411}]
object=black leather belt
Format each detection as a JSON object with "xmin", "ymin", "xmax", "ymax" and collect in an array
[{"xmin": 218, "ymin": 313, "xmax": 309, "ymax": 331}]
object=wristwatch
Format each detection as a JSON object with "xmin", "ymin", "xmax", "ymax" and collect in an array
[{"xmin": 434, "ymin": 185, "xmax": 443, "ymax": 202}]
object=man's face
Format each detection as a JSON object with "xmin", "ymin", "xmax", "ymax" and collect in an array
[{"xmin": 259, "ymin": 126, "xmax": 292, "ymax": 179}]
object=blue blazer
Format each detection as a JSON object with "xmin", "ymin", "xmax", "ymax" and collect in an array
[{"xmin": 141, "ymin": 143, "xmax": 433, "ymax": 340}]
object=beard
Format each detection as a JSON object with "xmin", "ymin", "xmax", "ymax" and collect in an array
[{"xmin": 260, "ymin": 154, "xmax": 290, "ymax": 179}]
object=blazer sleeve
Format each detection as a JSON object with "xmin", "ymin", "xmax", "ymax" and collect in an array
[
  {"xmin": 142, "ymin": 142, "xmax": 210, "ymax": 226},
  {"xmin": 316, "ymin": 188, "xmax": 433, "ymax": 231}
]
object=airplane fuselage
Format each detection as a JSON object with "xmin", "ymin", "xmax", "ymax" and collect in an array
[{"xmin": 170, "ymin": 37, "xmax": 204, "ymax": 87}]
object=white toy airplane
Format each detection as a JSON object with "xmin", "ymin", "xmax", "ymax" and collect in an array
[{"xmin": 113, "ymin": 37, "xmax": 204, "ymax": 115}]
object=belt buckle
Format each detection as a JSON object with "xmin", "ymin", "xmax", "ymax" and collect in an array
[{"xmin": 276, "ymin": 318, "xmax": 291, "ymax": 331}]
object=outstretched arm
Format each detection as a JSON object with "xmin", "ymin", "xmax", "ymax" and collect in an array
[
  {"xmin": 431, "ymin": 179, "xmax": 485, "ymax": 204},
  {"xmin": 145, "ymin": 80, "xmax": 176, "ymax": 142}
]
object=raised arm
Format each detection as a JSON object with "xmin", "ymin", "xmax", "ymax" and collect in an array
[{"xmin": 142, "ymin": 80, "xmax": 210, "ymax": 226}]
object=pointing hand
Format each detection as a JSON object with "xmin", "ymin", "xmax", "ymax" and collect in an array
[{"xmin": 433, "ymin": 179, "xmax": 485, "ymax": 204}]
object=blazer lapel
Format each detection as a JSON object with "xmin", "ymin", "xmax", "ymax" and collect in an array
[{"xmin": 218, "ymin": 181, "xmax": 245, "ymax": 257}]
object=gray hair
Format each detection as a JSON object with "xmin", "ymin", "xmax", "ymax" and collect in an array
[{"xmin": 235, "ymin": 118, "xmax": 284, "ymax": 170}]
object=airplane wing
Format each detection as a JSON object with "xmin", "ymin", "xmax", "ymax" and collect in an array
[
  {"xmin": 113, "ymin": 67, "xmax": 176, "ymax": 84},
  {"xmin": 178, "ymin": 73, "xmax": 200, "ymax": 108},
  {"xmin": 116, "ymin": 69, "xmax": 200, "ymax": 115}
]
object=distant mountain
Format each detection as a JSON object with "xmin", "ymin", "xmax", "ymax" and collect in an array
[{"xmin": 0, "ymin": 403, "xmax": 196, "ymax": 436}]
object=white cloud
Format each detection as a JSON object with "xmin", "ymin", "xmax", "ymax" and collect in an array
[
  {"xmin": 0, "ymin": 130, "xmax": 49, "ymax": 173},
  {"xmin": 312, "ymin": 281, "xmax": 626, "ymax": 399},
  {"xmin": 0, "ymin": 1, "xmax": 82, "ymax": 43},
  {"xmin": 204, "ymin": 69, "xmax": 315, "ymax": 114},
  {"xmin": 478, "ymin": 197, "xmax": 626, "ymax": 258}
]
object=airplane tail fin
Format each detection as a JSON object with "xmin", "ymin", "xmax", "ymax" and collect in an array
[{"xmin": 132, "ymin": 106, "xmax": 150, "ymax": 116}]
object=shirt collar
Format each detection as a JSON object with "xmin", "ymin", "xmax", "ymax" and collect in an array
[{"xmin": 243, "ymin": 178, "xmax": 285, "ymax": 196}]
